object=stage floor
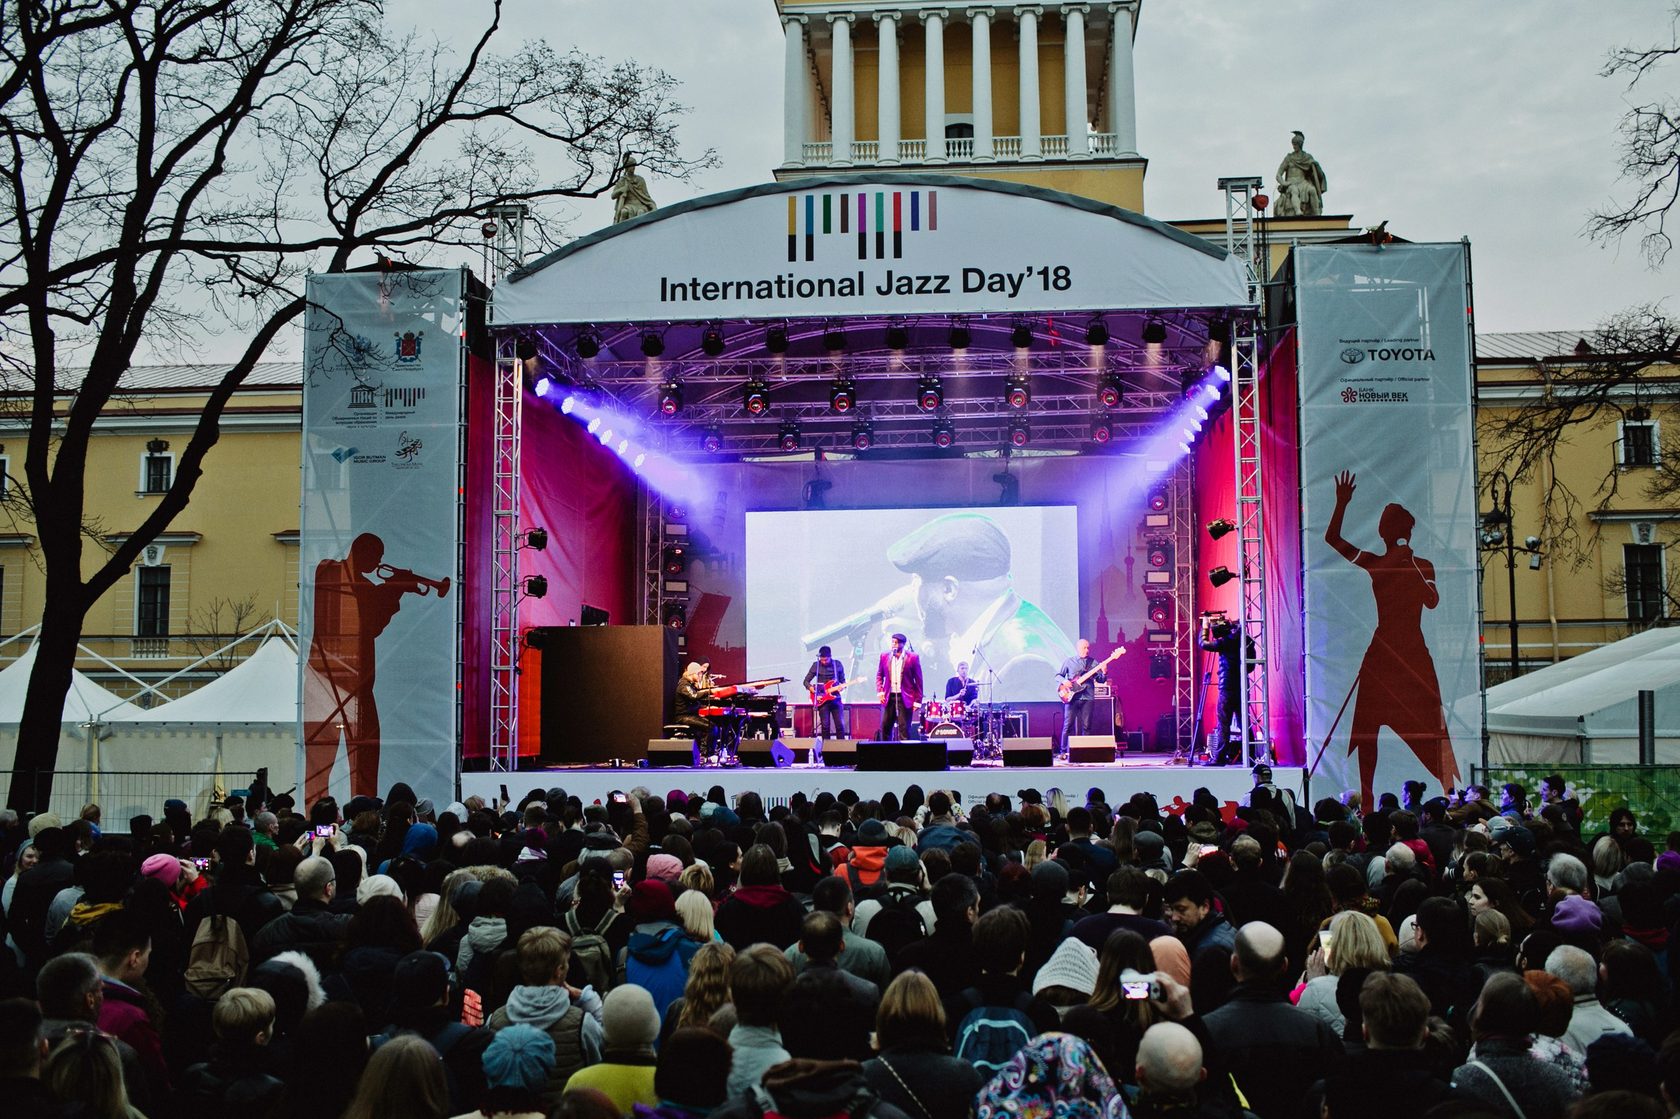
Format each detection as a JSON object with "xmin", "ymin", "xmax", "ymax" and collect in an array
[{"xmin": 462, "ymin": 758, "xmax": 1303, "ymax": 813}]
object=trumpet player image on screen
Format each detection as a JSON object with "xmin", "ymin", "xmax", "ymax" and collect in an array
[{"xmin": 304, "ymin": 532, "xmax": 450, "ymax": 800}]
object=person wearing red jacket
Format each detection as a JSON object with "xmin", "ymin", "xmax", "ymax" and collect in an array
[{"xmin": 876, "ymin": 633, "xmax": 923, "ymax": 742}]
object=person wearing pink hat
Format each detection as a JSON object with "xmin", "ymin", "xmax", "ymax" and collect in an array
[
  {"xmin": 140, "ymin": 854, "xmax": 198, "ymax": 910},
  {"xmin": 644, "ymin": 854, "xmax": 683, "ymax": 887}
]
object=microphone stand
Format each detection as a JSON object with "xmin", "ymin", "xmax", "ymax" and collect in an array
[{"xmin": 969, "ymin": 645, "xmax": 1002, "ymax": 760}]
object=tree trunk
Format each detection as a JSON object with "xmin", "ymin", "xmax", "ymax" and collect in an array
[{"xmin": 6, "ymin": 590, "xmax": 88, "ymax": 815}]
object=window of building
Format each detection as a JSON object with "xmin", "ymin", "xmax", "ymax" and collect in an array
[
  {"xmin": 1620, "ymin": 421, "xmax": 1659, "ymax": 467},
  {"xmin": 136, "ymin": 566, "xmax": 171, "ymax": 637},
  {"xmin": 944, "ymin": 122, "xmax": 975, "ymax": 139},
  {"xmin": 141, "ymin": 450, "xmax": 173, "ymax": 494},
  {"xmin": 1624, "ymin": 543, "xmax": 1666, "ymax": 623}
]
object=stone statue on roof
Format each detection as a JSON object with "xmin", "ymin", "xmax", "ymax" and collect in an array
[
  {"xmin": 611, "ymin": 154, "xmax": 655, "ymax": 224},
  {"xmin": 1275, "ymin": 131, "xmax": 1327, "ymax": 217}
]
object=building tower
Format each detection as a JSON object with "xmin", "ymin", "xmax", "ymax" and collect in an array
[{"xmin": 774, "ymin": 2, "xmax": 1146, "ymax": 212}]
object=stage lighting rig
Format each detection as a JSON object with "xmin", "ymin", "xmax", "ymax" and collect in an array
[
  {"xmin": 1142, "ymin": 319, "xmax": 1168, "ymax": 345},
  {"xmin": 1091, "ymin": 415, "xmax": 1114, "ymax": 445},
  {"xmin": 766, "ymin": 325, "xmax": 789, "ymax": 353},
  {"xmin": 663, "ymin": 545, "xmax": 688, "ymax": 575},
  {"xmin": 948, "ymin": 322, "xmax": 971, "ymax": 349},
  {"xmin": 885, "ymin": 322, "xmax": 909, "ymax": 350},
  {"xmin": 1207, "ymin": 518, "xmax": 1235, "ymax": 540},
  {"xmin": 743, "ymin": 377, "xmax": 770, "ymax": 415},
  {"xmin": 1097, "ymin": 373, "xmax": 1124, "ymax": 408},
  {"xmin": 1006, "ymin": 373, "xmax": 1031, "ymax": 410},
  {"xmin": 850, "ymin": 421, "xmax": 875, "ymax": 451},
  {"xmin": 523, "ymin": 575, "xmax": 549, "ymax": 599},
  {"xmin": 1147, "ymin": 593, "xmax": 1171, "ymax": 627},
  {"xmin": 520, "ymin": 528, "xmax": 549, "ymax": 551},
  {"xmin": 1147, "ymin": 539, "xmax": 1173, "ymax": 569},
  {"xmin": 701, "ymin": 325, "xmax": 726, "ymax": 356},
  {"xmin": 1209, "ymin": 565, "xmax": 1235, "ymax": 587},
  {"xmin": 778, "ymin": 421, "xmax": 801, "ymax": 452},
  {"xmin": 641, "ymin": 331, "xmax": 665, "ymax": 358},
  {"xmin": 574, "ymin": 330, "xmax": 600, "ymax": 359},
  {"xmin": 516, "ymin": 336, "xmax": 539, "ymax": 362},
  {"xmin": 700, "ymin": 426, "xmax": 725, "ymax": 454},
  {"xmin": 1147, "ymin": 485, "xmax": 1169, "ymax": 513},
  {"xmin": 993, "ymin": 469, "xmax": 1020, "ymax": 506},
  {"xmin": 823, "ymin": 325, "xmax": 846, "ymax": 351},
  {"xmin": 1086, "ymin": 320, "xmax": 1110, "ymax": 347},
  {"xmin": 1011, "ymin": 321, "xmax": 1033, "ymax": 349},
  {"xmin": 657, "ymin": 379, "xmax": 684, "ymax": 416},
  {"xmin": 1007, "ymin": 419, "xmax": 1031, "ymax": 448},
  {"xmin": 917, "ymin": 376, "xmax": 944, "ymax": 411},
  {"xmin": 829, "ymin": 376, "xmax": 857, "ymax": 413},
  {"xmin": 663, "ymin": 602, "xmax": 687, "ymax": 630},
  {"xmin": 931, "ymin": 418, "xmax": 956, "ymax": 448}
]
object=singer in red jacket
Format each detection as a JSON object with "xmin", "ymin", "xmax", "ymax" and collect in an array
[{"xmin": 876, "ymin": 633, "xmax": 924, "ymax": 741}]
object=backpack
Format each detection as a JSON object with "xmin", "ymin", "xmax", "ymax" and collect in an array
[
  {"xmin": 565, "ymin": 908, "xmax": 618, "ymax": 994},
  {"xmin": 846, "ymin": 862, "xmax": 885, "ymax": 903},
  {"xmin": 864, "ymin": 888, "xmax": 927, "ymax": 963},
  {"xmin": 184, "ymin": 912, "xmax": 250, "ymax": 1000},
  {"xmin": 952, "ymin": 988, "xmax": 1037, "ymax": 1075}
]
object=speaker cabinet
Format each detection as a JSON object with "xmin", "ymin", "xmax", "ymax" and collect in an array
[
  {"xmin": 534, "ymin": 625, "xmax": 679, "ymax": 765},
  {"xmin": 857, "ymin": 739, "xmax": 952, "ymax": 771},
  {"xmin": 1002, "ymin": 738, "xmax": 1055, "ymax": 767},
  {"xmin": 645, "ymin": 739, "xmax": 700, "ymax": 768},
  {"xmin": 740, "ymin": 739, "xmax": 801, "ymax": 767},
  {"xmin": 819, "ymin": 739, "xmax": 859, "ymax": 766},
  {"xmin": 944, "ymin": 738, "xmax": 974, "ymax": 767},
  {"xmin": 1067, "ymin": 735, "xmax": 1117, "ymax": 764}
]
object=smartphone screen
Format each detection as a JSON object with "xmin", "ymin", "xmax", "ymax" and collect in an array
[
  {"xmin": 315, "ymin": 824, "xmax": 334, "ymax": 838},
  {"xmin": 612, "ymin": 871, "xmax": 627, "ymax": 890},
  {"xmin": 194, "ymin": 857, "xmax": 210, "ymax": 870},
  {"xmin": 462, "ymin": 988, "xmax": 483, "ymax": 1027},
  {"xmin": 1122, "ymin": 981, "xmax": 1151, "ymax": 1000}
]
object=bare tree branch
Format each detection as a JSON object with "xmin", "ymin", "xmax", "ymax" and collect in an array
[{"xmin": 1591, "ymin": 5, "xmax": 1680, "ymax": 264}]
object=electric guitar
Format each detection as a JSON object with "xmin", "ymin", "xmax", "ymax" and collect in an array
[
  {"xmin": 1057, "ymin": 647, "xmax": 1126, "ymax": 702},
  {"xmin": 810, "ymin": 679, "xmax": 859, "ymax": 707}
]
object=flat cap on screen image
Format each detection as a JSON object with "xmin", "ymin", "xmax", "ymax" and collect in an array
[{"xmin": 888, "ymin": 513, "xmax": 1011, "ymax": 580}]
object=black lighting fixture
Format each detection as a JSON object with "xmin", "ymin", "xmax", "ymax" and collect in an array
[
  {"xmin": 931, "ymin": 418, "xmax": 956, "ymax": 448},
  {"xmin": 778, "ymin": 421, "xmax": 801, "ymax": 452},
  {"xmin": 850, "ymin": 421, "xmax": 875, "ymax": 451},
  {"xmin": 1091, "ymin": 414, "xmax": 1114, "ymax": 445},
  {"xmin": 523, "ymin": 574, "xmax": 549, "ymax": 599},
  {"xmin": 743, "ymin": 377, "xmax": 770, "ymax": 415},
  {"xmin": 663, "ymin": 601, "xmax": 687, "ymax": 630},
  {"xmin": 515, "ymin": 335, "xmax": 539, "ymax": 362},
  {"xmin": 1147, "ymin": 539, "xmax": 1173, "ymax": 569},
  {"xmin": 1011, "ymin": 321, "xmax": 1033, "ymax": 349},
  {"xmin": 1149, "ymin": 652, "xmax": 1173, "ymax": 680},
  {"xmin": 640, "ymin": 331, "xmax": 665, "ymax": 358},
  {"xmin": 662, "ymin": 545, "xmax": 688, "ymax": 576},
  {"xmin": 1142, "ymin": 319, "xmax": 1168, "ymax": 345},
  {"xmin": 1147, "ymin": 485, "xmax": 1169, "ymax": 513},
  {"xmin": 1205, "ymin": 316, "xmax": 1232, "ymax": 366},
  {"xmin": 1097, "ymin": 373, "xmax": 1124, "ymax": 408},
  {"xmin": 1180, "ymin": 368, "xmax": 1200, "ymax": 399},
  {"xmin": 766, "ymin": 325, "xmax": 789, "ymax": 354},
  {"xmin": 700, "ymin": 325, "xmax": 726, "ymax": 357},
  {"xmin": 1006, "ymin": 373, "xmax": 1031, "ymax": 410},
  {"xmin": 700, "ymin": 426, "xmax": 725, "ymax": 453},
  {"xmin": 657, "ymin": 379, "xmax": 684, "ymax": 416},
  {"xmin": 521, "ymin": 527, "xmax": 549, "ymax": 551},
  {"xmin": 574, "ymin": 329, "xmax": 600, "ymax": 359},
  {"xmin": 1207, "ymin": 518, "xmax": 1235, "ymax": 540},
  {"xmin": 1086, "ymin": 319, "xmax": 1110, "ymax": 347},
  {"xmin": 917, "ymin": 375, "xmax": 944, "ymax": 411},
  {"xmin": 949, "ymin": 322, "xmax": 971, "ymax": 349},
  {"xmin": 1629, "ymin": 405, "xmax": 1652, "ymax": 422},
  {"xmin": 1209, "ymin": 565, "xmax": 1235, "ymax": 587},
  {"xmin": 1147, "ymin": 593, "xmax": 1172, "ymax": 627},
  {"xmin": 1007, "ymin": 419, "xmax": 1031, "ymax": 448},
  {"xmin": 829, "ymin": 376, "xmax": 857, "ymax": 413},
  {"xmin": 823, "ymin": 324, "xmax": 846, "ymax": 351},
  {"xmin": 885, "ymin": 322, "xmax": 909, "ymax": 350}
]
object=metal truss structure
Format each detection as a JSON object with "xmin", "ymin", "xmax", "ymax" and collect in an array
[{"xmin": 489, "ymin": 337, "xmax": 524, "ymax": 772}]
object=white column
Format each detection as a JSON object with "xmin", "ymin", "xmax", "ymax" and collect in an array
[
  {"xmin": 972, "ymin": 8, "xmax": 995, "ymax": 162},
  {"xmin": 923, "ymin": 10, "xmax": 947, "ymax": 163},
  {"xmin": 1108, "ymin": 2, "xmax": 1137, "ymax": 155},
  {"xmin": 875, "ymin": 12, "xmax": 901, "ymax": 165},
  {"xmin": 782, "ymin": 16, "xmax": 807, "ymax": 167},
  {"xmin": 1017, "ymin": 7, "xmax": 1042, "ymax": 161},
  {"xmin": 830, "ymin": 13, "xmax": 855, "ymax": 166},
  {"xmin": 1064, "ymin": 5, "xmax": 1089, "ymax": 159}
]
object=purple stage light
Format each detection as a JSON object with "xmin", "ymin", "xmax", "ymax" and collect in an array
[
  {"xmin": 1214, "ymin": 365, "xmax": 1232, "ymax": 382},
  {"xmin": 617, "ymin": 439, "xmax": 629, "ymax": 454},
  {"xmin": 633, "ymin": 453, "xmax": 646, "ymax": 468},
  {"xmin": 1178, "ymin": 441, "xmax": 1192, "ymax": 455},
  {"xmin": 560, "ymin": 396, "xmax": 576, "ymax": 414},
  {"xmin": 586, "ymin": 418, "xmax": 601, "ymax": 434},
  {"xmin": 599, "ymin": 428, "xmax": 613, "ymax": 444},
  {"xmin": 534, "ymin": 377, "xmax": 553, "ymax": 398}
]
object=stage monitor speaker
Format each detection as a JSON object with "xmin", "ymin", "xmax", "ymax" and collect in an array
[
  {"xmin": 820, "ymin": 739, "xmax": 858, "ymax": 767},
  {"xmin": 1068, "ymin": 735, "xmax": 1117, "ymax": 765},
  {"xmin": 1002, "ymin": 738, "xmax": 1055, "ymax": 767},
  {"xmin": 944, "ymin": 738, "xmax": 974, "ymax": 768},
  {"xmin": 857, "ymin": 739, "xmax": 950, "ymax": 771},
  {"xmin": 740, "ymin": 739, "xmax": 800, "ymax": 767},
  {"xmin": 646, "ymin": 739, "xmax": 699, "ymax": 768}
]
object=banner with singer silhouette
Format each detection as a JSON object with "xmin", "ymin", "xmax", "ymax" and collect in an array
[
  {"xmin": 1296, "ymin": 244, "xmax": 1480, "ymax": 809},
  {"xmin": 300, "ymin": 270, "xmax": 465, "ymax": 803}
]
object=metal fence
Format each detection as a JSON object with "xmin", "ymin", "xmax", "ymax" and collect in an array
[{"xmin": 1, "ymin": 770, "xmax": 227, "ymax": 822}]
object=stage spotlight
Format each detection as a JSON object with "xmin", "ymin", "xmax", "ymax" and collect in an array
[
  {"xmin": 766, "ymin": 325, "xmax": 789, "ymax": 353},
  {"xmin": 1207, "ymin": 518, "xmax": 1235, "ymax": 540},
  {"xmin": 823, "ymin": 325, "xmax": 846, "ymax": 351},
  {"xmin": 1007, "ymin": 419, "xmax": 1031, "ymax": 448},
  {"xmin": 663, "ymin": 602, "xmax": 687, "ymax": 630},
  {"xmin": 1142, "ymin": 319, "xmax": 1167, "ymax": 345},
  {"xmin": 1091, "ymin": 415, "xmax": 1114, "ymax": 444},
  {"xmin": 657, "ymin": 379, "xmax": 684, "ymax": 416},
  {"xmin": 1214, "ymin": 364, "xmax": 1232, "ymax": 382},
  {"xmin": 850, "ymin": 421, "xmax": 874, "ymax": 451},
  {"xmin": 523, "ymin": 574, "xmax": 549, "ymax": 599},
  {"xmin": 1011, "ymin": 321, "xmax": 1033, "ymax": 349},
  {"xmin": 633, "ymin": 453, "xmax": 646, "ymax": 468},
  {"xmin": 1097, "ymin": 373, "xmax": 1124, "ymax": 408},
  {"xmin": 743, "ymin": 377, "xmax": 770, "ymax": 415},
  {"xmin": 1181, "ymin": 369, "xmax": 1199, "ymax": 398},
  {"xmin": 1209, "ymin": 565, "xmax": 1236, "ymax": 587},
  {"xmin": 948, "ymin": 322, "xmax": 971, "ymax": 349},
  {"xmin": 1147, "ymin": 593, "xmax": 1172, "ymax": 627},
  {"xmin": 1149, "ymin": 652, "xmax": 1173, "ymax": 680},
  {"xmin": 778, "ymin": 421, "xmax": 801, "ymax": 452},
  {"xmin": 1147, "ymin": 539, "xmax": 1173, "ymax": 569},
  {"xmin": 1086, "ymin": 320, "xmax": 1110, "ymax": 346},
  {"xmin": 586, "ymin": 417, "xmax": 601, "ymax": 434},
  {"xmin": 533, "ymin": 376, "xmax": 554, "ymax": 398},
  {"xmin": 663, "ymin": 545, "xmax": 688, "ymax": 575},
  {"xmin": 701, "ymin": 325, "xmax": 725, "ymax": 356},
  {"xmin": 885, "ymin": 322, "xmax": 909, "ymax": 350},
  {"xmin": 1206, "ymin": 317, "xmax": 1232, "ymax": 365},
  {"xmin": 829, "ymin": 376, "xmax": 857, "ymax": 413},
  {"xmin": 515, "ymin": 336, "xmax": 539, "ymax": 361},
  {"xmin": 641, "ymin": 331, "xmax": 665, "ymax": 358},
  {"xmin": 1147, "ymin": 485, "xmax": 1169, "ymax": 513},
  {"xmin": 700, "ymin": 426, "xmax": 725, "ymax": 453},
  {"xmin": 917, "ymin": 375, "xmax": 944, "ymax": 411},
  {"xmin": 1006, "ymin": 373, "xmax": 1031, "ymax": 410},
  {"xmin": 574, "ymin": 330, "xmax": 600, "ymax": 359},
  {"xmin": 522, "ymin": 528, "xmax": 549, "ymax": 551},
  {"xmin": 931, "ymin": 418, "xmax": 956, "ymax": 448},
  {"xmin": 560, "ymin": 395, "xmax": 576, "ymax": 414}
]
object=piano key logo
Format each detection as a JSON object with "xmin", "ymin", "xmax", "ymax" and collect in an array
[{"xmin": 787, "ymin": 190, "xmax": 938, "ymax": 263}]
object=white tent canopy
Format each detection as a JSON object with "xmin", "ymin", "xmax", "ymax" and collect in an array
[
  {"xmin": 112, "ymin": 636, "xmax": 298, "ymax": 728},
  {"xmin": 1487, "ymin": 627, "xmax": 1680, "ymax": 764},
  {"xmin": 0, "ymin": 644, "xmax": 146, "ymax": 772}
]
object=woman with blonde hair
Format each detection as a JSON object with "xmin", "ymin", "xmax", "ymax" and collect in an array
[
  {"xmin": 44, "ymin": 1029, "xmax": 143, "ymax": 1119},
  {"xmin": 342, "ymin": 1034, "xmax": 448, "ymax": 1119},
  {"xmin": 1296, "ymin": 909, "xmax": 1390, "ymax": 1034},
  {"xmin": 1023, "ymin": 839, "xmax": 1048, "ymax": 870},
  {"xmin": 663, "ymin": 939, "xmax": 736, "ymax": 1042},
  {"xmin": 676, "ymin": 888, "xmax": 719, "ymax": 943},
  {"xmin": 862, "ymin": 970, "xmax": 983, "ymax": 1119},
  {"xmin": 677, "ymin": 861, "xmax": 714, "ymax": 900}
]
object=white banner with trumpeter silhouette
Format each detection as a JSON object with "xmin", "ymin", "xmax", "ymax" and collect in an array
[{"xmin": 1296, "ymin": 244, "xmax": 1480, "ymax": 807}]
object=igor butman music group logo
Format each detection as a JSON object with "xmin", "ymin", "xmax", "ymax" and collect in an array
[{"xmin": 787, "ymin": 189, "xmax": 939, "ymax": 263}]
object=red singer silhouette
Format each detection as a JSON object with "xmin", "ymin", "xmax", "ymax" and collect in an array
[
  {"xmin": 1324, "ymin": 471, "xmax": 1458, "ymax": 809},
  {"xmin": 303, "ymin": 533, "xmax": 450, "ymax": 801}
]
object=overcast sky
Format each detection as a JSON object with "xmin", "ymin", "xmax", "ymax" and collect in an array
[{"xmin": 284, "ymin": 2, "xmax": 1678, "ymax": 350}]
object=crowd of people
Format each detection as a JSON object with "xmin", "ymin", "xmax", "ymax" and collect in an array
[{"xmin": 0, "ymin": 767, "xmax": 1676, "ymax": 1119}]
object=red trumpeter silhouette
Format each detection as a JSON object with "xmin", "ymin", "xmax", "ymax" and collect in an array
[{"xmin": 1324, "ymin": 471, "xmax": 1458, "ymax": 809}]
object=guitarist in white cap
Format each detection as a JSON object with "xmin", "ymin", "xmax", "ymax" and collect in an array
[{"xmin": 1056, "ymin": 639, "xmax": 1123, "ymax": 759}]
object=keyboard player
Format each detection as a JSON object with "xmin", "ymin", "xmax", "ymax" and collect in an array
[{"xmin": 674, "ymin": 661, "xmax": 714, "ymax": 742}]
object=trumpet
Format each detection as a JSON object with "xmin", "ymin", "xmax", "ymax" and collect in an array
[{"xmin": 375, "ymin": 563, "xmax": 451, "ymax": 597}]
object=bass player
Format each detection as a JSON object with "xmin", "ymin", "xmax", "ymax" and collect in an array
[
  {"xmin": 803, "ymin": 645, "xmax": 849, "ymax": 739},
  {"xmin": 1056, "ymin": 639, "xmax": 1124, "ymax": 759}
]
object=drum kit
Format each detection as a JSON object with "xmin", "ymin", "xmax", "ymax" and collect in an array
[{"xmin": 920, "ymin": 698, "xmax": 1012, "ymax": 761}]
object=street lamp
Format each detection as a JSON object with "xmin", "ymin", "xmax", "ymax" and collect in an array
[{"xmin": 1480, "ymin": 470, "xmax": 1544, "ymax": 680}]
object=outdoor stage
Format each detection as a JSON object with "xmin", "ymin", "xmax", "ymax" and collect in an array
[{"xmin": 461, "ymin": 757, "xmax": 1301, "ymax": 811}]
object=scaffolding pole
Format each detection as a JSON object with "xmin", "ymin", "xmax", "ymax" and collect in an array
[{"xmin": 489, "ymin": 337, "xmax": 523, "ymax": 772}]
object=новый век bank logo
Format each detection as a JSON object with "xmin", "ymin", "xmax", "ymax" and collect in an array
[{"xmin": 788, "ymin": 190, "xmax": 939, "ymax": 263}]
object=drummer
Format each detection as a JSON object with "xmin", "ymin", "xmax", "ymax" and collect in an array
[{"xmin": 944, "ymin": 662, "xmax": 980, "ymax": 705}]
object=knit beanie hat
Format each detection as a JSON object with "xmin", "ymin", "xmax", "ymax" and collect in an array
[
  {"xmin": 645, "ymin": 853, "xmax": 683, "ymax": 884},
  {"xmin": 357, "ymin": 874, "xmax": 404, "ymax": 906},
  {"xmin": 139, "ymin": 853, "xmax": 182, "ymax": 888},
  {"xmin": 1550, "ymin": 894, "xmax": 1604, "ymax": 935},
  {"xmin": 1032, "ymin": 937, "xmax": 1099, "ymax": 997},
  {"xmin": 482, "ymin": 1023, "xmax": 556, "ymax": 1091},
  {"xmin": 1658, "ymin": 850, "xmax": 1680, "ymax": 876},
  {"xmin": 27, "ymin": 812, "xmax": 62, "ymax": 838},
  {"xmin": 625, "ymin": 879, "xmax": 676, "ymax": 924},
  {"xmin": 601, "ymin": 983, "xmax": 660, "ymax": 1051},
  {"xmin": 857, "ymin": 819, "xmax": 889, "ymax": 845},
  {"xmin": 884, "ymin": 845, "xmax": 921, "ymax": 872},
  {"xmin": 1030, "ymin": 858, "xmax": 1070, "ymax": 903}
]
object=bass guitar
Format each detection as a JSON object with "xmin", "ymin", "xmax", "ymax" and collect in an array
[
  {"xmin": 1057, "ymin": 647, "xmax": 1126, "ymax": 703},
  {"xmin": 810, "ymin": 679, "xmax": 860, "ymax": 707}
]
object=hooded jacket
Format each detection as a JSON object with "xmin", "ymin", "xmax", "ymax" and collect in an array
[
  {"xmin": 712, "ymin": 1060, "xmax": 913, "ymax": 1119},
  {"xmin": 489, "ymin": 983, "xmax": 604, "ymax": 1104},
  {"xmin": 846, "ymin": 845, "xmax": 888, "ymax": 892},
  {"xmin": 624, "ymin": 924, "xmax": 702, "ymax": 1017},
  {"xmin": 716, "ymin": 883, "xmax": 806, "ymax": 951},
  {"xmin": 457, "ymin": 914, "xmax": 509, "ymax": 974}
]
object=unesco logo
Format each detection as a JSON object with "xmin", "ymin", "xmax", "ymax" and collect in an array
[{"xmin": 1339, "ymin": 347, "xmax": 1366, "ymax": 365}]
